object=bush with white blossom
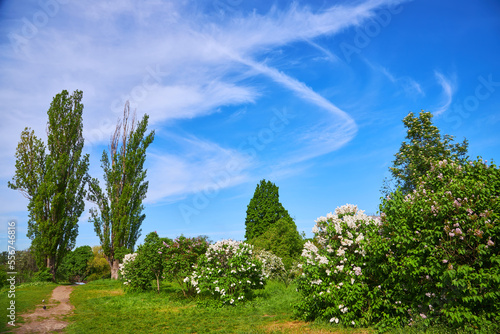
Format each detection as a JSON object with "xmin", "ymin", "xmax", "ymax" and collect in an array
[
  {"xmin": 119, "ymin": 253, "xmax": 137, "ymax": 286},
  {"xmin": 294, "ymin": 204, "xmax": 381, "ymax": 327},
  {"xmin": 187, "ymin": 239, "xmax": 265, "ymax": 305},
  {"xmin": 255, "ymin": 249, "xmax": 286, "ymax": 281}
]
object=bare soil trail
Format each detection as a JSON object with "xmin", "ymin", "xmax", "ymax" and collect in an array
[{"xmin": 15, "ymin": 285, "xmax": 74, "ymax": 333}]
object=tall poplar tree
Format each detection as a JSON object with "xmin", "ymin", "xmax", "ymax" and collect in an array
[
  {"xmin": 87, "ymin": 102, "xmax": 155, "ymax": 279},
  {"xmin": 8, "ymin": 90, "xmax": 90, "ymax": 281},
  {"xmin": 244, "ymin": 179, "xmax": 290, "ymax": 240}
]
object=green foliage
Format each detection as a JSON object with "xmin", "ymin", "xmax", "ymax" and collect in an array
[
  {"xmin": 249, "ymin": 217, "xmax": 303, "ymax": 270},
  {"xmin": 245, "ymin": 179, "xmax": 291, "ymax": 240},
  {"xmin": 139, "ymin": 232, "xmax": 168, "ymax": 293},
  {"xmin": 188, "ymin": 239, "xmax": 265, "ymax": 306},
  {"xmin": 118, "ymin": 232, "xmax": 170, "ymax": 292},
  {"xmin": 0, "ymin": 265, "xmax": 6, "ymax": 289},
  {"xmin": 375, "ymin": 158, "xmax": 500, "ymax": 332},
  {"xmin": 33, "ymin": 268, "xmax": 53, "ymax": 282},
  {"xmin": 114, "ymin": 246, "xmax": 132, "ymax": 263},
  {"xmin": 87, "ymin": 246, "xmax": 111, "ymax": 281},
  {"xmin": 387, "ymin": 110, "xmax": 468, "ymax": 195},
  {"xmin": 88, "ymin": 102, "xmax": 155, "ymax": 279},
  {"xmin": 161, "ymin": 235, "xmax": 209, "ymax": 296},
  {"xmin": 14, "ymin": 248, "xmax": 39, "ymax": 284},
  {"xmin": 294, "ymin": 204, "xmax": 382, "ymax": 328},
  {"xmin": 8, "ymin": 89, "xmax": 90, "ymax": 280},
  {"xmin": 58, "ymin": 245, "xmax": 93, "ymax": 282}
]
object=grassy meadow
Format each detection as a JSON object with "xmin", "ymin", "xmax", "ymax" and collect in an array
[
  {"xmin": 1, "ymin": 279, "xmax": 469, "ymax": 333},
  {"xmin": 65, "ymin": 279, "xmax": 366, "ymax": 334}
]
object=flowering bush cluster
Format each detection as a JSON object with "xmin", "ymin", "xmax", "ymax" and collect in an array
[
  {"xmin": 187, "ymin": 239, "xmax": 265, "ymax": 305},
  {"xmin": 373, "ymin": 158, "xmax": 500, "ymax": 331},
  {"xmin": 294, "ymin": 204, "xmax": 381, "ymax": 327},
  {"xmin": 161, "ymin": 235, "xmax": 209, "ymax": 296},
  {"xmin": 296, "ymin": 159, "xmax": 499, "ymax": 332}
]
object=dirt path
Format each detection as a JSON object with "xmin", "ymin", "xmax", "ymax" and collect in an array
[{"xmin": 15, "ymin": 285, "xmax": 74, "ymax": 334}]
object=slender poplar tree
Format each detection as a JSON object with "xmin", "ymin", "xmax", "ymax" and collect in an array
[
  {"xmin": 8, "ymin": 90, "xmax": 90, "ymax": 281},
  {"xmin": 87, "ymin": 102, "xmax": 155, "ymax": 279}
]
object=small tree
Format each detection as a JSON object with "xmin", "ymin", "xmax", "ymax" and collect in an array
[
  {"xmin": 58, "ymin": 245, "xmax": 93, "ymax": 282},
  {"xmin": 140, "ymin": 232, "xmax": 168, "ymax": 293},
  {"xmin": 386, "ymin": 110, "xmax": 468, "ymax": 195},
  {"xmin": 249, "ymin": 217, "xmax": 303, "ymax": 270},
  {"xmin": 245, "ymin": 179, "xmax": 291, "ymax": 240},
  {"xmin": 87, "ymin": 246, "xmax": 111, "ymax": 281},
  {"xmin": 162, "ymin": 235, "xmax": 209, "ymax": 296},
  {"xmin": 8, "ymin": 90, "xmax": 90, "ymax": 281},
  {"xmin": 88, "ymin": 102, "xmax": 155, "ymax": 279}
]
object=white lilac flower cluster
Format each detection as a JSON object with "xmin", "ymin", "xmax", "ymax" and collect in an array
[
  {"xmin": 255, "ymin": 249, "xmax": 286, "ymax": 280},
  {"xmin": 187, "ymin": 239, "xmax": 265, "ymax": 305},
  {"xmin": 297, "ymin": 204, "xmax": 380, "ymax": 326},
  {"xmin": 119, "ymin": 253, "xmax": 137, "ymax": 285}
]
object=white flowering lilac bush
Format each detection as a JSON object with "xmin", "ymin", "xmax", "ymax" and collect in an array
[
  {"xmin": 294, "ymin": 204, "xmax": 381, "ymax": 327},
  {"xmin": 187, "ymin": 239, "xmax": 265, "ymax": 306},
  {"xmin": 255, "ymin": 249, "xmax": 286, "ymax": 281},
  {"xmin": 118, "ymin": 253, "xmax": 137, "ymax": 286}
]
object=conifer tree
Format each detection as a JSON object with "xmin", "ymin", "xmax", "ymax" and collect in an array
[{"xmin": 244, "ymin": 179, "xmax": 290, "ymax": 240}]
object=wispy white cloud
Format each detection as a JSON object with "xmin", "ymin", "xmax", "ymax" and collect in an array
[
  {"xmin": 0, "ymin": 0, "xmax": 409, "ymax": 211},
  {"xmin": 433, "ymin": 71, "xmax": 455, "ymax": 116}
]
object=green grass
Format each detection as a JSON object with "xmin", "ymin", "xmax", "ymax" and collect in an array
[
  {"xmin": 0, "ymin": 279, "xmax": 464, "ymax": 333},
  {"xmin": 65, "ymin": 279, "xmax": 367, "ymax": 334},
  {"xmin": 0, "ymin": 281, "xmax": 58, "ymax": 333}
]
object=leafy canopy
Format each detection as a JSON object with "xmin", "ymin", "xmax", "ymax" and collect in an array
[
  {"xmin": 88, "ymin": 101, "xmax": 154, "ymax": 278},
  {"xmin": 8, "ymin": 89, "xmax": 89, "ymax": 281},
  {"xmin": 387, "ymin": 110, "xmax": 468, "ymax": 194}
]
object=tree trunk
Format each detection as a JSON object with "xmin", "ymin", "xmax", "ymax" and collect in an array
[
  {"xmin": 108, "ymin": 258, "xmax": 120, "ymax": 280},
  {"xmin": 47, "ymin": 257, "xmax": 56, "ymax": 282}
]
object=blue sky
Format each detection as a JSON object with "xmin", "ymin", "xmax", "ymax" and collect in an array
[{"xmin": 1, "ymin": 0, "xmax": 499, "ymax": 251}]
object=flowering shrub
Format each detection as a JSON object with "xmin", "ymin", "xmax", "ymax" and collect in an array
[
  {"xmin": 374, "ymin": 158, "xmax": 500, "ymax": 331},
  {"xmin": 187, "ymin": 239, "xmax": 265, "ymax": 305},
  {"xmin": 161, "ymin": 235, "xmax": 209, "ymax": 296},
  {"xmin": 255, "ymin": 249, "xmax": 286, "ymax": 281},
  {"xmin": 294, "ymin": 204, "xmax": 381, "ymax": 327},
  {"xmin": 119, "ymin": 253, "xmax": 137, "ymax": 286}
]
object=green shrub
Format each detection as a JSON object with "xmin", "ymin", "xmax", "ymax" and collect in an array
[
  {"xmin": 374, "ymin": 158, "xmax": 500, "ymax": 332},
  {"xmin": 249, "ymin": 217, "xmax": 304, "ymax": 270},
  {"xmin": 33, "ymin": 268, "xmax": 53, "ymax": 282},
  {"xmin": 161, "ymin": 235, "xmax": 209, "ymax": 296}
]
